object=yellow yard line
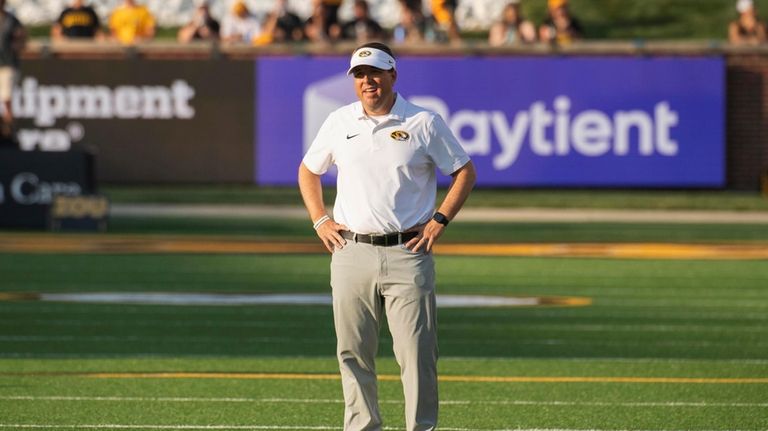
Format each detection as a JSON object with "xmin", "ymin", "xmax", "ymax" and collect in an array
[
  {"xmin": 4, "ymin": 372, "xmax": 764, "ymax": 384},
  {"xmin": 0, "ymin": 234, "xmax": 767, "ymax": 259},
  {"xmin": 435, "ymin": 243, "xmax": 768, "ymax": 259}
]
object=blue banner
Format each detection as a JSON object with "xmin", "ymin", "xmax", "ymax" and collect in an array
[{"xmin": 257, "ymin": 56, "xmax": 724, "ymax": 187}]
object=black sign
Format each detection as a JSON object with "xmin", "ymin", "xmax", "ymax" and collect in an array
[
  {"xmin": 15, "ymin": 59, "xmax": 255, "ymax": 183},
  {"xmin": 0, "ymin": 148, "xmax": 95, "ymax": 229}
]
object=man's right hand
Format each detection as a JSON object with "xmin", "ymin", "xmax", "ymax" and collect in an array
[{"xmin": 316, "ymin": 219, "xmax": 349, "ymax": 253}]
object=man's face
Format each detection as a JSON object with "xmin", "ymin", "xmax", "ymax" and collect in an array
[
  {"xmin": 353, "ymin": 3, "xmax": 368, "ymax": 19},
  {"xmin": 352, "ymin": 65, "xmax": 397, "ymax": 115}
]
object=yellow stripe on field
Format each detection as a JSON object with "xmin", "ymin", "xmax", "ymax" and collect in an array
[
  {"xmin": 4, "ymin": 372, "xmax": 759, "ymax": 384},
  {"xmin": 1, "ymin": 234, "xmax": 767, "ymax": 259}
]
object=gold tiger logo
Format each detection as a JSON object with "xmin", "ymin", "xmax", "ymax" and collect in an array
[
  {"xmin": 390, "ymin": 130, "xmax": 410, "ymax": 141},
  {"xmin": 358, "ymin": 50, "xmax": 372, "ymax": 57}
]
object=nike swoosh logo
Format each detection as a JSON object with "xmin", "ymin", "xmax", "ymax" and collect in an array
[{"xmin": 346, "ymin": 133, "xmax": 360, "ymax": 140}]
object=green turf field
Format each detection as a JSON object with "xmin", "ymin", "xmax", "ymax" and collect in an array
[{"xmin": 1, "ymin": 209, "xmax": 767, "ymax": 430}]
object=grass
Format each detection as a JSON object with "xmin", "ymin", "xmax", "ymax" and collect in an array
[
  {"xmin": 2, "ymin": 357, "xmax": 767, "ymax": 429},
  {"xmin": 0, "ymin": 250, "xmax": 767, "ymax": 429},
  {"xmin": 2, "ymin": 253, "xmax": 767, "ymax": 359},
  {"xmin": 102, "ymin": 216, "xmax": 768, "ymax": 243},
  {"xmin": 101, "ymin": 185, "xmax": 768, "ymax": 211},
  {"xmin": 2, "ymin": 187, "xmax": 767, "ymax": 429}
]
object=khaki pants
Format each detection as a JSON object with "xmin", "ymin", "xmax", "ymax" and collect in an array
[{"xmin": 331, "ymin": 241, "xmax": 438, "ymax": 431}]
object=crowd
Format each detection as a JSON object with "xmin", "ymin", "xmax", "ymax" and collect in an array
[
  {"xmin": 0, "ymin": 0, "xmax": 766, "ymax": 143},
  {"xmin": 42, "ymin": 0, "xmax": 463, "ymax": 46},
  {"xmin": 4, "ymin": 0, "xmax": 768, "ymax": 47}
]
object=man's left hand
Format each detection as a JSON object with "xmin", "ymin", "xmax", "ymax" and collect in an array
[{"xmin": 405, "ymin": 220, "xmax": 445, "ymax": 253}]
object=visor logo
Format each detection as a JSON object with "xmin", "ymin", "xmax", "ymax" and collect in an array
[
  {"xmin": 359, "ymin": 50, "xmax": 372, "ymax": 57},
  {"xmin": 390, "ymin": 130, "xmax": 410, "ymax": 141}
]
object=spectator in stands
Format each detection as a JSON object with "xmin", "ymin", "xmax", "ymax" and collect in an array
[
  {"xmin": 221, "ymin": 0, "xmax": 264, "ymax": 44},
  {"xmin": 339, "ymin": 0, "xmax": 386, "ymax": 42},
  {"xmin": 400, "ymin": 0, "xmax": 423, "ymax": 12},
  {"xmin": 392, "ymin": 0, "xmax": 432, "ymax": 44},
  {"xmin": 272, "ymin": 0, "xmax": 305, "ymax": 43},
  {"xmin": 539, "ymin": 0, "xmax": 583, "ymax": 45},
  {"xmin": 321, "ymin": 0, "xmax": 343, "ymax": 36},
  {"xmin": 51, "ymin": 0, "xmax": 104, "ymax": 41},
  {"xmin": 0, "ymin": 0, "xmax": 25, "ymax": 141},
  {"xmin": 430, "ymin": 0, "xmax": 461, "ymax": 42},
  {"xmin": 488, "ymin": 0, "xmax": 536, "ymax": 46},
  {"xmin": 109, "ymin": 0, "xmax": 156, "ymax": 45},
  {"xmin": 177, "ymin": 0, "xmax": 220, "ymax": 43},
  {"xmin": 729, "ymin": 0, "xmax": 767, "ymax": 45},
  {"xmin": 305, "ymin": 0, "xmax": 342, "ymax": 43}
]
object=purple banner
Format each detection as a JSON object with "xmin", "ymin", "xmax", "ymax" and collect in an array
[{"xmin": 257, "ymin": 57, "xmax": 724, "ymax": 187}]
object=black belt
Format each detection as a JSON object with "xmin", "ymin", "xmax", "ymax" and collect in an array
[{"xmin": 341, "ymin": 230, "xmax": 418, "ymax": 246}]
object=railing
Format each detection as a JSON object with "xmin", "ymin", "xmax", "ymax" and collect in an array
[{"xmin": 20, "ymin": 38, "xmax": 768, "ymax": 60}]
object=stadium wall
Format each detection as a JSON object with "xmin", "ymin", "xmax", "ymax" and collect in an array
[
  {"xmin": 12, "ymin": 43, "xmax": 768, "ymax": 190},
  {"xmin": 727, "ymin": 55, "xmax": 768, "ymax": 190}
]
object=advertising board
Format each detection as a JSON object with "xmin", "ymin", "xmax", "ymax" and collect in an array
[
  {"xmin": 0, "ymin": 149, "xmax": 95, "ymax": 229},
  {"xmin": 257, "ymin": 56, "xmax": 724, "ymax": 187},
  {"xmin": 14, "ymin": 59, "xmax": 255, "ymax": 183}
]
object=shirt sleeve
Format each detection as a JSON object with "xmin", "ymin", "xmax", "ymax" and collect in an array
[
  {"xmin": 426, "ymin": 113, "xmax": 470, "ymax": 176},
  {"xmin": 302, "ymin": 114, "xmax": 337, "ymax": 175},
  {"xmin": 143, "ymin": 9, "xmax": 156, "ymax": 31},
  {"xmin": 108, "ymin": 11, "xmax": 117, "ymax": 30}
]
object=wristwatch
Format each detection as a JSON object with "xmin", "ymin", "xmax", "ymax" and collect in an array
[{"xmin": 432, "ymin": 212, "xmax": 449, "ymax": 226}]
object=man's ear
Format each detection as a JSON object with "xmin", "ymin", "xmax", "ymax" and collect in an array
[{"xmin": 391, "ymin": 69, "xmax": 398, "ymax": 83}]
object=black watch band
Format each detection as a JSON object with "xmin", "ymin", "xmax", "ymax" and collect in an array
[{"xmin": 432, "ymin": 212, "xmax": 449, "ymax": 226}]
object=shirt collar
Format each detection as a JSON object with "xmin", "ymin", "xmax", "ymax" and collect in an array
[{"xmin": 355, "ymin": 93, "xmax": 406, "ymax": 122}]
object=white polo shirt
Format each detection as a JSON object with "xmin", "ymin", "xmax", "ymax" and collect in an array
[{"xmin": 303, "ymin": 93, "xmax": 470, "ymax": 234}]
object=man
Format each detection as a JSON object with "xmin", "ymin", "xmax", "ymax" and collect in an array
[
  {"xmin": 729, "ymin": 0, "xmax": 767, "ymax": 45},
  {"xmin": 0, "ymin": 0, "xmax": 25, "ymax": 140},
  {"xmin": 272, "ymin": 0, "xmax": 305, "ymax": 43},
  {"xmin": 298, "ymin": 42, "xmax": 476, "ymax": 431},
  {"xmin": 177, "ymin": 0, "xmax": 220, "ymax": 43},
  {"xmin": 221, "ymin": 0, "xmax": 263, "ymax": 44},
  {"xmin": 51, "ymin": 0, "xmax": 103, "ymax": 41},
  {"xmin": 339, "ymin": 0, "xmax": 385, "ymax": 42},
  {"xmin": 539, "ymin": 0, "xmax": 583, "ymax": 45},
  {"xmin": 109, "ymin": 0, "xmax": 156, "ymax": 45},
  {"xmin": 431, "ymin": 0, "xmax": 461, "ymax": 42}
]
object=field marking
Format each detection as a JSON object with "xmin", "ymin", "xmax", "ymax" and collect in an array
[
  {"xmin": 2, "ymin": 395, "xmax": 766, "ymax": 408},
  {"xmin": 2, "ymin": 234, "xmax": 768, "ymax": 259},
  {"xmin": 0, "ymin": 292, "xmax": 591, "ymax": 309},
  {"xmin": 3, "ymin": 371, "xmax": 767, "ymax": 384}
]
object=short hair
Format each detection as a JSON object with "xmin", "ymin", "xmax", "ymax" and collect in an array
[{"xmin": 354, "ymin": 42, "xmax": 396, "ymax": 59}]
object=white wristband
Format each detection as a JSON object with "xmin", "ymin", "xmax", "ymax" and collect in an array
[{"xmin": 313, "ymin": 215, "xmax": 330, "ymax": 230}]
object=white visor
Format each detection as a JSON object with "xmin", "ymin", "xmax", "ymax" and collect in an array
[
  {"xmin": 737, "ymin": 0, "xmax": 753, "ymax": 13},
  {"xmin": 347, "ymin": 47, "xmax": 396, "ymax": 75}
]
